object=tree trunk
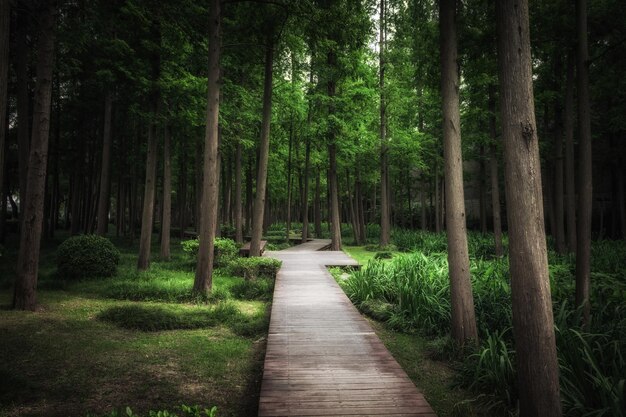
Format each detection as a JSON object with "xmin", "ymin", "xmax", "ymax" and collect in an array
[
  {"xmin": 178, "ymin": 138, "xmax": 188, "ymax": 238},
  {"xmin": 250, "ymin": 28, "xmax": 274, "ymax": 257},
  {"xmin": 356, "ymin": 170, "xmax": 366, "ymax": 242},
  {"xmin": 234, "ymin": 140, "xmax": 243, "ymax": 243},
  {"xmin": 0, "ymin": 0, "xmax": 9, "ymax": 239},
  {"xmin": 575, "ymin": 0, "xmax": 592, "ymax": 326},
  {"xmin": 314, "ymin": 167, "xmax": 322, "ymax": 237},
  {"xmin": 439, "ymin": 0, "xmax": 477, "ymax": 344},
  {"xmin": 96, "ymin": 90, "xmax": 113, "ymax": 235},
  {"xmin": 496, "ymin": 0, "xmax": 562, "ymax": 415},
  {"xmin": 13, "ymin": 1, "xmax": 56, "ymax": 311},
  {"xmin": 564, "ymin": 54, "xmax": 576, "ymax": 252},
  {"xmin": 379, "ymin": 0, "xmax": 390, "ymax": 247},
  {"xmin": 434, "ymin": 160, "xmax": 440, "ymax": 233},
  {"xmin": 286, "ymin": 117, "xmax": 293, "ymax": 241},
  {"xmin": 194, "ymin": 0, "xmax": 221, "ymax": 294},
  {"xmin": 160, "ymin": 125, "xmax": 172, "ymax": 260},
  {"xmin": 618, "ymin": 165, "xmax": 626, "ymax": 239},
  {"xmin": 479, "ymin": 146, "xmax": 487, "ymax": 234},
  {"xmin": 137, "ymin": 21, "xmax": 161, "ymax": 271},
  {"xmin": 488, "ymin": 87, "xmax": 503, "ymax": 257},
  {"xmin": 553, "ymin": 55, "xmax": 566, "ymax": 254},
  {"xmin": 327, "ymin": 47, "xmax": 341, "ymax": 250},
  {"xmin": 301, "ymin": 136, "xmax": 311, "ymax": 243},
  {"xmin": 194, "ymin": 138, "xmax": 202, "ymax": 230},
  {"xmin": 16, "ymin": 9, "xmax": 30, "ymax": 215}
]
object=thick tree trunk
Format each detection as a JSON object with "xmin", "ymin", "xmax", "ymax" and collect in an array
[
  {"xmin": 234, "ymin": 140, "xmax": 243, "ymax": 243},
  {"xmin": 137, "ymin": 20, "xmax": 161, "ymax": 270},
  {"xmin": 16, "ymin": 9, "xmax": 30, "ymax": 215},
  {"xmin": 194, "ymin": 0, "xmax": 221, "ymax": 294},
  {"xmin": 160, "ymin": 125, "xmax": 172, "ymax": 260},
  {"xmin": 96, "ymin": 90, "xmax": 113, "ymax": 235},
  {"xmin": 575, "ymin": 0, "xmax": 592, "ymax": 326},
  {"xmin": 488, "ymin": 87, "xmax": 503, "ymax": 257},
  {"xmin": 250, "ymin": 29, "xmax": 274, "ymax": 257},
  {"xmin": 439, "ymin": 0, "xmax": 477, "ymax": 344},
  {"xmin": 13, "ymin": 1, "xmax": 56, "ymax": 311},
  {"xmin": 564, "ymin": 55, "xmax": 576, "ymax": 251},
  {"xmin": 496, "ymin": 0, "xmax": 562, "ymax": 415},
  {"xmin": 0, "ymin": 0, "xmax": 8, "ymax": 238}
]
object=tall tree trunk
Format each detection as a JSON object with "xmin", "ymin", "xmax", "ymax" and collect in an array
[
  {"xmin": 356, "ymin": 170, "xmax": 366, "ymax": 242},
  {"xmin": 314, "ymin": 166, "xmax": 322, "ymax": 237},
  {"xmin": 479, "ymin": 146, "xmax": 487, "ymax": 234},
  {"xmin": 234, "ymin": 140, "xmax": 243, "ymax": 243},
  {"xmin": 379, "ymin": 0, "xmax": 390, "ymax": 247},
  {"xmin": 496, "ymin": 0, "xmax": 562, "ymax": 415},
  {"xmin": 488, "ymin": 87, "xmax": 503, "ymax": 257},
  {"xmin": 439, "ymin": 0, "xmax": 477, "ymax": 344},
  {"xmin": 137, "ymin": 21, "xmax": 161, "ymax": 271},
  {"xmin": 194, "ymin": 0, "xmax": 221, "ymax": 294},
  {"xmin": 434, "ymin": 160, "xmax": 440, "ymax": 233},
  {"xmin": 285, "ymin": 117, "xmax": 293, "ymax": 241},
  {"xmin": 575, "ymin": 0, "xmax": 592, "ymax": 325},
  {"xmin": 160, "ymin": 125, "xmax": 172, "ymax": 260},
  {"xmin": 96, "ymin": 90, "xmax": 113, "ymax": 235},
  {"xmin": 17, "ymin": 9, "xmax": 30, "ymax": 215},
  {"xmin": 301, "ymin": 136, "xmax": 311, "ymax": 243},
  {"xmin": 178, "ymin": 138, "xmax": 187, "ymax": 238},
  {"xmin": 0, "ymin": 0, "xmax": 9, "ymax": 239},
  {"xmin": 564, "ymin": 54, "xmax": 576, "ymax": 251},
  {"xmin": 327, "ymin": 48, "xmax": 341, "ymax": 250},
  {"xmin": 250, "ymin": 28, "xmax": 274, "ymax": 257},
  {"xmin": 553, "ymin": 55, "xmax": 566, "ymax": 254},
  {"xmin": 13, "ymin": 1, "xmax": 56, "ymax": 311}
]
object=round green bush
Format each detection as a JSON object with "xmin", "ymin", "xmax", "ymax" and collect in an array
[{"xmin": 57, "ymin": 234, "xmax": 120, "ymax": 279}]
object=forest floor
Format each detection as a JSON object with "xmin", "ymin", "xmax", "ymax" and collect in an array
[{"xmin": 0, "ymin": 234, "xmax": 269, "ymax": 417}]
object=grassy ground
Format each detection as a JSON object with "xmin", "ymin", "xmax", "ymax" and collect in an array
[{"xmin": 0, "ymin": 233, "xmax": 269, "ymax": 417}]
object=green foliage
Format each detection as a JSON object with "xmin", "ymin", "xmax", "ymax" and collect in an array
[
  {"xmin": 181, "ymin": 238, "xmax": 239, "ymax": 267},
  {"xmin": 230, "ymin": 278, "xmax": 275, "ymax": 301},
  {"xmin": 88, "ymin": 404, "xmax": 218, "ymax": 417},
  {"xmin": 56, "ymin": 235, "xmax": 121, "ymax": 280},
  {"xmin": 228, "ymin": 257, "xmax": 282, "ymax": 281},
  {"xmin": 374, "ymin": 251, "xmax": 394, "ymax": 260}
]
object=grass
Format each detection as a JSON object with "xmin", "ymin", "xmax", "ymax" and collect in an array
[{"xmin": 0, "ymin": 232, "xmax": 270, "ymax": 417}]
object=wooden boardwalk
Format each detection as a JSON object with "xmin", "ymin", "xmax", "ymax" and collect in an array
[{"xmin": 259, "ymin": 240, "xmax": 436, "ymax": 417}]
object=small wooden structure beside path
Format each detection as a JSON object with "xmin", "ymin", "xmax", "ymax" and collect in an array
[{"xmin": 259, "ymin": 239, "xmax": 436, "ymax": 416}]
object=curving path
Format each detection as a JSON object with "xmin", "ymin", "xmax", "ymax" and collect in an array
[{"xmin": 259, "ymin": 239, "xmax": 436, "ymax": 417}]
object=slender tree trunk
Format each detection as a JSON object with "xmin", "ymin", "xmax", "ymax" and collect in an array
[
  {"xmin": 439, "ymin": 0, "xmax": 477, "ymax": 344},
  {"xmin": 194, "ymin": 0, "xmax": 221, "ymax": 294},
  {"xmin": 327, "ymin": 48, "xmax": 341, "ymax": 250},
  {"xmin": 356, "ymin": 170, "xmax": 366, "ymax": 242},
  {"xmin": 17, "ymin": 10, "xmax": 30, "ymax": 215},
  {"xmin": 301, "ymin": 136, "xmax": 311, "ymax": 243},
  {"xmin": 420, "ymin": 182, "xmax": 427, "ymax": 230},
  {"xmin": 575, "ymin": 0, "xmax": 592, "ymax": 325},
  {"xmin": 553, "ymin": 56, "xmax": 566, "ymax": 254},
  {"xmin": 250, "ymin": 28, "xmax": 274, "ymax": 257},
  {"xmin": 137, "ymin": 21, "xmax": 161, "ymax": 270},
  {"xmin": 0, "ymin": 0, "xmax": 9, "ymax": 238},
  {"xmin": 434, "ymin": 160, "xmax": 440, "ymax": 233},
  {"xmin": 245, "ymin": 151, "xmax": 253, "ymax": 235},
  {"xmin": 160, "ymin": 125, "xmax": 172, "ymax": 259},
  {"xmin": 13, "ymin": 1, "xmax": 56, "ymax": 310},
  {"xmin": 496, "ymin": 1, "xmax": 562, "ymax": 414},
  {"xmin": 179, "ymin": 138, "xmax": 187, "ymax": 238},
  {"xmin": 285, "ymin": 118, "xmax": 293, "ymax": 241},
  {"xmin": 564, "ymin": 54, "xmax": 576, "ymax": 251},
  {"xmin": 379, "ymin": 0, "xmax": 390, "ymax": 247},
  {"xmin": 234, "ymin": 140, "xmax": 243, "ymax": 243},
  {"xmin": 479, "ymin": 146, "xmax": 487, "ymax": 233},
  {"xmin": 314, "ymin": 167, "xmax": 322, "ymax": 237},
  {"xmin": 96, "ymin": 90, "xmax": 113, "ymax": 235},
  {"xmin": 488, "ymin": 87, "xmax": 503, "ymax": 257}
]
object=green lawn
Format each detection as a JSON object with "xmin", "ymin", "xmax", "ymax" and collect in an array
[{"xmin": 0, "ymin": 234, "xmax": 269, "ymax": 417}]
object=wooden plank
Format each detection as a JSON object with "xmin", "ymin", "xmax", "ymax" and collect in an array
[
  {"xmin": 258, "ymin": 240, "xmax": 436, "ymax": 416},
  {"xmin": 239, "ymin": 240, "xmax": 267, "ymax": 256}
]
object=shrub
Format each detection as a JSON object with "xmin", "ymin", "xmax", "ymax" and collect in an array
[
  {"xmin": 230, "ymin": 278, "xmax": 274, "ymax": 300},
  {"xmin": 374, "ymin": 251, "xmax": 393, "ymax": 260},
  {"xmin": 228, "ymin": 257, "xmax": 282, "ymax": 280},
  {"xmin": 181, "ymin": 238, "xmax": 239, "ymax": 267},
  {"xmin": 57, "ymin": 234, "xmax": 120, "ymax": 279},
  {"xmin": 87, "ymin": 404, "xmax": 217, "ymax": 417}
]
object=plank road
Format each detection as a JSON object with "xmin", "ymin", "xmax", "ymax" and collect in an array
[{"xmin": 259, "ymin": 240, "xmax": 436, "ymax": 416}]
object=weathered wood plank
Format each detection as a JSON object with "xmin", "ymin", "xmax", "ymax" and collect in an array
[{"xmin": 259, "ymin": 240, "xmax": 436, "ymax": 416}]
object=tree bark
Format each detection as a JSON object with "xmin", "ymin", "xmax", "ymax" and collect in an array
[
  {"xmin": 564, "ymin": 54, "xmax": 576, "ymax": 252},
  {"xmin": 439, "ymin": 0, "xmax": 477, "ymax": 344},
  {"xmin": 496, "ymin": 0, "xmax": 562, "ymax": 415},
  {"xmin": 379, "ymin": 0, "xmax": 390, "ymax": 247},
  {"xmin": 250, "ymin": 28, "xmax": 274, "ymax": 256},
  {"xmin": 553, "ymin": 55, "xmax": 566, "ymax": 254},
  {"xmin": 285, "ymin": 117, "xmax": 293, "ymax": 241},
  {"xmin": 194, "ymin": 0, "xmax": 221, "ymax": 294},
  {"xmin": 575, "ymin": 0, "xmax": 592, "ymax": 326},
  {"xmin": 234, "ymin": 140, "xmax": 243, "ymax": 243},
  {"xmin": 0, "ymin": 0, "xmax": 9, "ymax": 239},
  {"xmin": 314, "ymin": 166, "xmax": 322, "ymax": 237},
  {"xmin": 488, "ymin": 87, "xmax": 503, "ymax": 257},
  {"xmin": 301, "ymin": 136, "xmax": 311, "ymax": 243},
  {"xmin": 13, "ymin": 1, "xmax": 56, "ymax": 310},
  {"xmin": 16, "ymin": 9, "xmax": 30, "ymax": 215},
  {"xmin": 160, "ymin": 125, "xmax": 172, "ymax": 260},
  {"xmin": 479, "ymin": 146, "xmax": 487, "ymax": 234},
  {"xmin": 96, "ymin": 90, "xmax": 113, "ymax": 235}
]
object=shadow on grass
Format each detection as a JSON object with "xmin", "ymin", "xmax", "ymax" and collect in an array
[{"xmin": 98, "ymin": 302, "xmax": 269, "ymax": 337}]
